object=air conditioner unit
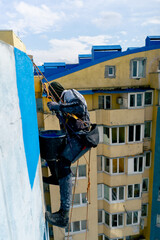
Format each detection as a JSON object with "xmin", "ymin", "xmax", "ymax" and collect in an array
[{"xmin": 117, "ymin": 97, "xmax": 123, "ymax": 105}]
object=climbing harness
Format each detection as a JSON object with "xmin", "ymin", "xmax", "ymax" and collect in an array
[{"xmin": 32, "ymin": 60, "xmax": 92, "ymax": 239}]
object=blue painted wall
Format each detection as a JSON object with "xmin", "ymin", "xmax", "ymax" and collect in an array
[
  {"xmin": 150, "ymin": 107, "xmax": 160, "ymax": 239},
  {"xmin": 14, "ymin": 48, "xmax": 40, "ymax": 188}
]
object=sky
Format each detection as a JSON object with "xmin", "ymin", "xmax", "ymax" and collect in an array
[{"xmin": 0, "ymin": 0, "xmax": 160, "ymax": 65}]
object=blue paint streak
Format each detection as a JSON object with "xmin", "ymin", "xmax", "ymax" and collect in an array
[
  {"xmin": 150, "ymin": 107, "xmax": 160, "ymax": 239},
  {"xmin": 14, "ymin": 48, "xmax": 40, "ymax": 188}
]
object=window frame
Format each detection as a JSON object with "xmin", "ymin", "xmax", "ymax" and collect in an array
[
  {"xmin": 130, "ymin": 58, "xmax": 146, "ymax": 79},
  {"xmin": 98, "ymin": 95, "xmax": 112, "ymax": 109},
  {"xmin": 97, "ymin": 184, "xmax": 125, "ymax": 203},
  {"xmin": 105, "ymin": 65, "xmax": 116, "ymax": 78},
  {"xmin": 144, "ymin": 90, "xmax": 153, "ymax": 106},
  {"xmin": 126, "ymin": 211, "xmax": 141, "ymax": 226},
  {"xmin": 142, "ymin": 178, "xmax": 149, "ymax": 192},
  {"xmin": 65, "ymin": 220, "xmax": 87, "ymax": 234},
  {"xmin": 71, "ymin": 165, "xmax": 86, "ymax": 179},
  {"xmin": 127, "ymin": 124, "xmax": 143, "ymax": 143},
  {"xmin": 103, "ymin": 126, "xmax": 126, "ymax": 145},
  {"xmin": 128, "ymin": 92, "xmax": 144, "ymax": 108},
  {"xmin": 144, "ymin": 121, "xmax": 152, "ymax": 138},
  {"xmin": 97, "ymin": 156, "xmax": 125, "ymax": 175},
  {"xmin": 127, "ymin": 155, "xmax": 144, "ymax": 175},
  {"xmin": 127, "ymin": 184, "xmax": 141, "ymax": 199},
  {"xmin": 144, "ymin": 151, "xmax": 151, "ymax": 168},
  {"xmin": 141, "ymin": 203, "xmax": 148, "ymax": 217},
  {"xmin": 73, "ymin": 192, "xmax": 87, "ymax": 207}
]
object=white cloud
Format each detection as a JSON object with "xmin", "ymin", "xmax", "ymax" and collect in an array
[
  {"xmin": 62, "ymin": 0, "xmax": 84, "ymax": 8},
  {"xmin": 92, "ymin": 11, "xmax": 122, "ymax": 29},
  {"xmin": 142, "ymin": 16, "xmax": 160, "ymax": 25},
  {"xmin": 5, "ymin": 2, "xmax": 65, "ymax": 35},
  {"xmin": 28, "ymin": 34, "xmax": 113, "ymax": 65}
]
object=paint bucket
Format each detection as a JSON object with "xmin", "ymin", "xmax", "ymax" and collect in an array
[{"xmin": 39, "ymin": 130, "xmax": 66, "ymax": 160}]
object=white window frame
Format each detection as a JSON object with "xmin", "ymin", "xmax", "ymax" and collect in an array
[
  {"xmin": 141, "ymin": 203, "xmax": 148, "ymax": 217},
  {"xmin": 105, "ymin": 65, "xmax": 116, "ymax": 78},
  {"xmin": 126, "ymin": 211, "xmax": 141, "ymax": 225},
  {"xmin": 127, "ymin": 184, "xmax": 141, "ymax": 199},
  {"xmin": 144, "ymin": 121, "xmax": 152, "ymax": 138},
  {"xmin": 128, "ymin": 124, "xmax": 143, "ymax": 143},
  {"xmin": 142, "ymin": 178, "xmax": 149, "ymax": 192},
  {"xmin": 65, "ymin": 220, "xmax": 87, "ymax": 234},
  {"xmin": 144, "ymin": 151, "xmax": 151, "ymax": 168},
  {"xmin": 130, "ymin": 58, "xmax": 146, "ymax": 78},
  {"xmin": 71, "ymin": 165, "xmax": 86, "ymax": 179},
  {"xmin": 98, "ymin": 95, "xmax": 112, "ymax": 109},
  {"xmin": 111, "ymin": 212, "xmax": 124, "ymax": 228},
  {"xmin": 111, "ymin": 126, "xmax": 126, "ymax": 145},
  {"xmin": 128, "ymin": 92, "xmax": 144, "ymax": 108},
  {"xmin": 110, "ymin": 157, "xmax": 125, "ymax": 175},
  {"xmin": 73, "ymin": 192, "xmax": 87, "ymax": 207},
  {"xmin": 127, "ymin": 155, "xmax": 144, "ymax": 175},
  {"xmin": 98, "ymin": 156, "xmax": 125, "ymax": 175},
  {"xmin": 97, "ymin": 184, "xmax": 125, "ymax": 203},
  {"xmin": 144, "ymin": 90, "xmax": 153, "ymax": 106}
]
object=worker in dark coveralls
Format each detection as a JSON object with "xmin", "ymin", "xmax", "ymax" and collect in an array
[{"xmin": 44, "ymin": 81, "xmax": 90, "ymax": 228}]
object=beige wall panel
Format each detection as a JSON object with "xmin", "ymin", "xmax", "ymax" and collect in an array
[
  {"xmin": 144, "ymin": 106, "xmax": 153, "ymax": 121},
  {"xmin": 97, "ymin": 143, "xmax": 143, "ymax": 158},
  {"xmin": 96, "ymin": 108, "xmax": 145, "ymax": 125}
]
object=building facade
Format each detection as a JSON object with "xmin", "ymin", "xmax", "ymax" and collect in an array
[{"xmin": 35, "ymin": 36, "xmax": 160, "ymax": 240}]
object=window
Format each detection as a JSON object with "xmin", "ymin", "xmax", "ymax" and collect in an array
[
  {"xmin": 128, "ymin": 156, "xmax": 144, "ymax": 174},
  {"xmin": 73, "ymin": 193, "xmax": 87, "ymax": 206},
  {"xmin": 129, "ymin": 93, "xmax": 143, "ymax": 108},
  {"xmin": 130, "ymin": 58, "xmax": 146, "ymax": 78},
  {"xmin": 144, "ymin": 121, "xmax": 152, "ymax": 138},
  {"xmin": 65, "ymin": 220, "xmax": 87, "ymax": 234},
  {"xmin": 98, "ymin": 210, "xmax": 103, "ymax": 223},
  {"xmin": 71, "ymin": 165, "xmax": 86, "ymax": 178},
  {"xmin": 145, "ymin": 151, "xmax": 151, "ymax": 168},
  {"xmin": 36, "ymin": 98, "xmax": 43, "ymax": 111},
  {"xmin": 97, "ymin": 184, "xmax": 125, "ymax": 202},
  {"xmin": 98, "ymin": 184, "xmax": 103, "ymax": 199},
  {"xmin": 111, "ymin": 127, "xmax": 125, "ymax": 144},
  {"xmin": 111, "ymin": 186, "xmax": 125, "ymax": 202},
  {"xmin": 126, "ymin": 211, "xmax": 140, "ymax": 225},
  {"xmin": 105, "ymin": 211, "xmax": 110, "ymax": 226},
  {"xmin": 144, "ymin": 91, "xmax": 153, "ymax": 105},
  {"xmin": 97, "ymin": 156, "xmax": 103, "ymax": 171},
  {"xmin": 112, "ymin": 213, "xmax": 123, "ymax": 227},
  {"xmin": 103, "ymin": 127, "xmax": 110, "ymax": 144},
  {"xmin": 105, "ymin": 65, "xmax": 116, "ymax": 78},
  {"xmin": 98, "ymin": 235, "xmax": 110, "ymax": 240},
  {"xmin": 142, "ymin": 178, "xmax": 149, "ymax": 192},
  {"xmin": 98, "ymin": 156, "xmax": 124, "ymax": 175},
  {"xmin": 156, "ymin": 214, "xmax": 160, "ymax": 227},
  {"xmin": 142, "ymin": 204, "xmax": 148, "ymax": 217},
  {"xmin": 128, "ymin": 124, "xmax": 142, "ymax": 142},
  {"xmin": 127, "ymin": 184, "xmax": 141, "ymax": 199},
  {"xmin": 98, "ymin": 95, "xmax": 111, "ymax": 109}
]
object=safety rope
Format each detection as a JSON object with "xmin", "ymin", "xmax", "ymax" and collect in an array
[{"xmin": 32, "ymin": 61, "xmax": 91, "ymax": 239}]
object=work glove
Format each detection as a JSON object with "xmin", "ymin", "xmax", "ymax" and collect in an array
[{"xmin": 47, "ymin": 102, "xmax": 60, "ymax": 111}]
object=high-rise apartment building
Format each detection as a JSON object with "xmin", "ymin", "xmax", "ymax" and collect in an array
[{"xmin": 35, "ymin": 36, "xmax": 160, "ymax": 240}]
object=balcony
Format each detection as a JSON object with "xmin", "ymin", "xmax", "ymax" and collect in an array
[{"xmin": 96, "ymin": 108, "xmax": 146, "ymax": 126}]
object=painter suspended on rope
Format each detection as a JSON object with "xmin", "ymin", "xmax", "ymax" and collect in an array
[{"xmin": 39, "ymin": 81, "xmax": 99, "ymax": 228}]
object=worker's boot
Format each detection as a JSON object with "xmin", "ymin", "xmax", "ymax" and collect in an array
[
  {"xmin": 43, "ymin": 175, "xmax": 59, "ymax": 185},
  {"xmin": 45, "ymin": 209, "xmax": 69, "ymax": 228}
]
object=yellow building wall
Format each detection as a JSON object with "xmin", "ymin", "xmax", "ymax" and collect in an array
[
  {"xmin": 48, "ymin": 49, "xmax": 160, "ymax": 91},
  {"xmin": 0, "ymin": 30, "xmax": 26, "ymax": 52}
]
